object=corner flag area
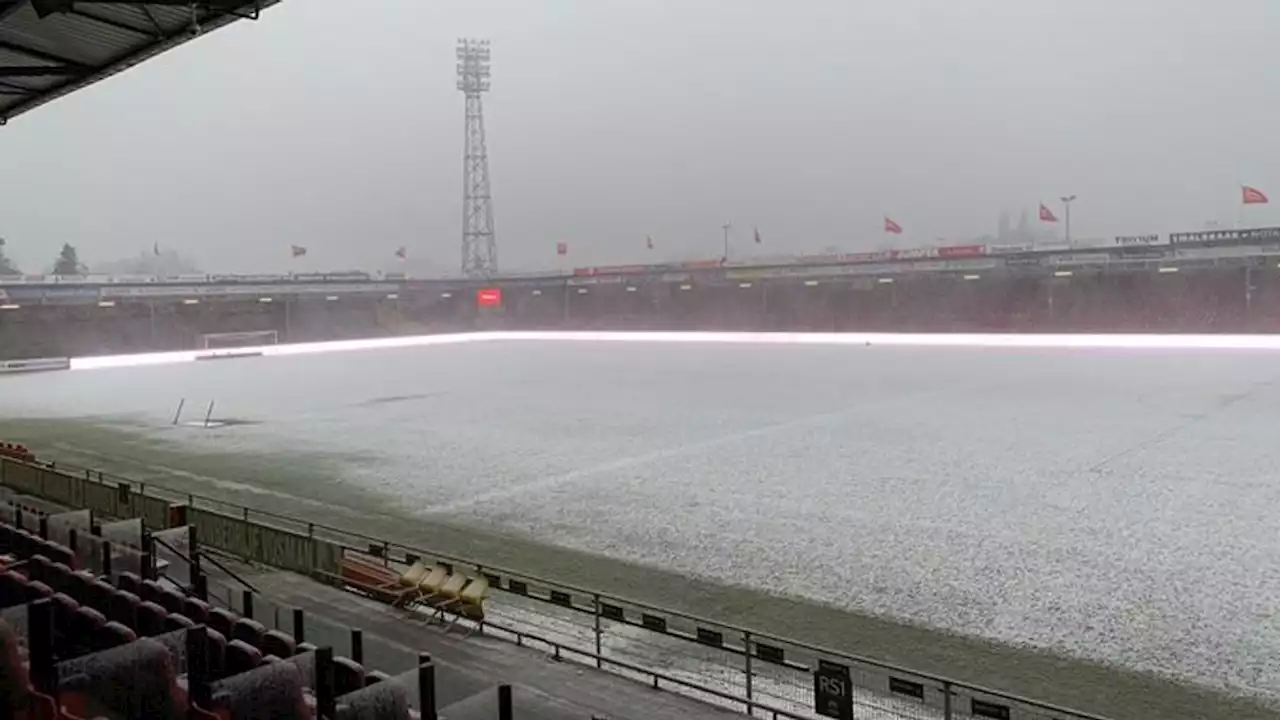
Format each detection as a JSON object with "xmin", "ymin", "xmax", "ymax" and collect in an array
[{"xmin": 0, "ymin": 0, "xmax": 280, "ymax": 123}]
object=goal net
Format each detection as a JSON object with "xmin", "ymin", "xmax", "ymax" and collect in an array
[{"xmin": 198, "ymin": 330, "xmax": 280, "ymax": 350}]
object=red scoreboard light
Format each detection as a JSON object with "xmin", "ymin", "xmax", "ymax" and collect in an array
[{"xmin": 476, "ymin": 288, "xmax": 503, "ymax": 308}]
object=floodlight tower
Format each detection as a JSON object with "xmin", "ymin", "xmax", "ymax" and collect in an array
[{"xmin": 457, "ymin": 38, "xmax": 498, "ymax": 277}]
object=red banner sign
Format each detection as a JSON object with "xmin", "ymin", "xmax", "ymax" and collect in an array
[
  {"xmin": 898, "ymin": 247, "xmax": 939, "ymax": 260},
  {"xmin": 476, "ymin": 288, "xmax": 503, "ymax": 307},
  {"xmin": 936, "ymin": 244, "xmax": 987, "ymax": 258},
  {"xmin": 842, "ymin": 251, "xmax": 898, "ymax": 263}
]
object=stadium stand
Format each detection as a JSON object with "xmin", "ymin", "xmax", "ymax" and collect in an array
[
  {"xmin": 0, "ymin": 511, "xmax": 458, "ymax": 720},
  {"xmin": 5, "ymin": 260, "xmax": 1280, "ymax": 361},
  {"xmin": 4, "ymin": 448, "xmax": 1196, "ymax": 720},
  {"xmin": 0, "ymin": 490, "xmax": 761, "ymax": 720}
]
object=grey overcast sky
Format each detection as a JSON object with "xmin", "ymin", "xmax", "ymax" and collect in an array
[{"xmin": 0, "ymin": 0, "xmax": 1277, "ymax": 274}]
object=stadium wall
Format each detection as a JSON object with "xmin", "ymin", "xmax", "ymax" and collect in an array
[
  {"xmin": 0, "ymin": 458, "xmax": 341, "ymax": 578},
  {"xmin": 2, "ymin": 263, "xmax": 1278, "ymax": 361}
]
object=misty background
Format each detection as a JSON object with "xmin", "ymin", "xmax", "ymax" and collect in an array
[{"xmin": 0, "ymin": 0, "xmax": 1276, "ymax": 275}]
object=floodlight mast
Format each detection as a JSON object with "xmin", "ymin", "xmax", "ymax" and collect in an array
[{"xmin": 457, "ymin": 39, "xmax": 497, "ymax": 278}]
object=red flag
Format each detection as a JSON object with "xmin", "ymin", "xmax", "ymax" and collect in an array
[
  {"xmin": 556, "ymin": 242, "xmax": 568, "ymax": 256},
  {"xmin": 1243, "ymin": 185, "xmax": 1269, "ymax": 204},
  {"xmin": 883, "ymin": 217, "xmax": 903, "ymax": 234},
  {"xmin": 1038, "ymin": 203, "xmax": 1058, "ymax": 222},
  {"xmin": 753, "ymin": 227, "xmax": 762, "ymax": 244},
  {"xmin": 394, "ymin": 246, "xmax": 407, "ymax": 260},
  {"xmin": 290, "ymin": 244, "xmax": 307, "ymax": 258},
  {"xmin": 646, "ymin": 235, "xmax": 654, "ymax": 250}
]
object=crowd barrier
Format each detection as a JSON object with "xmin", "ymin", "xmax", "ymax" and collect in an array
[{"xmin": 0, "ymin": 455, "xmax": 1110, "ymax": 720}]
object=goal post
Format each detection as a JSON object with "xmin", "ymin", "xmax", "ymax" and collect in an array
[{"xmin": 197, "ymin": 330, "xmax": 280, "ymax": 350}]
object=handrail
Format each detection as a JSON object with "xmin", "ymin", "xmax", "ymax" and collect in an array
[
  {"xmin": 3, "ymin": 455, "xmax": 1112, "ymax": 720},
  {"xmin": 150, "ymin": 534, "xmax": 198, "ymax": 586},
  {"xmin": 194, "ymin": 548, "xmax": 260, "ymax": 595},
  {"xmin": 492, "ymin": 621, "xmax": 813, "ymax": 720},
  {"xmin": 151, "ymin": 534, "xmax": 260, "ymax": 595},
  {"xmin": 200, "ymin": 570, "xmax": 808, "ymax": 719}
]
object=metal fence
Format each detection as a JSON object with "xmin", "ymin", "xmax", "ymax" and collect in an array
[{"xmin": 0, "ymin": 455, "xmax": 1111, "ymax": 720}]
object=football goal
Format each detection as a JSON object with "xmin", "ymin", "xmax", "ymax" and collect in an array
[{"xmin": 197, "ymin": 330, "xmax": 280, "ymax": 350}]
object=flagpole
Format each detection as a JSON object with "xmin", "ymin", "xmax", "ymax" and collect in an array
[
  {"xmin": 1237, "ymin": 183, "xmax": 1244, "ymax": 229},
  {"xmin": 721, "ymin": 223, "xmax": 731, "ymax": 262},
  {"xmin": 1060, "ymin": 195, "xmax": 1076, "ymax": 246}
]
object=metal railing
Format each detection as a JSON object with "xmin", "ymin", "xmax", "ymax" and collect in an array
[
  {"xmin": 0, "ymin": 455, "xmax": 1112, "ymax": 720},
  {"xmin": 196, "ymin": 570, "xmax": 805, "ymax": 720}
]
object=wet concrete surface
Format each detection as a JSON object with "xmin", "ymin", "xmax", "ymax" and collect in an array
[{"xmin": 238, "ymin": 564, "xmax": 750, "ymax": 720}]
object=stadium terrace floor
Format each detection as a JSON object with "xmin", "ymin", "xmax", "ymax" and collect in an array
[{"xmin": 224, "ymin": 561, "xmax": 747, "ymax": 720}]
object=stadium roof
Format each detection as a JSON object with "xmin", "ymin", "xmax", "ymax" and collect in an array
[{"xmin": 0, "ymin": 0, "xmax": 280, "ymax": 123}]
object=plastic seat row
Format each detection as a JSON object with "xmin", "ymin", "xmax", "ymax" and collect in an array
[
  {"xmin": 44, "ymin": 558, "xmax": 374, "ymax": 695},
  {"xmin": 0, "ymin": 523, "xmax": 336, "ymax": 678},
  {"xmin": 0, "ymin": 443, "xmax": 35, "ymax": 463},
  {"xmin": 0, "ymin": 522, "xmax": 74, "ymax": 569},
  {"xmin": 395, "ymin": 561, "xmax": 490, "ymax": 620},
  {"xmin": 342, "ymin": 555, "xmax": 490, "ymax": 622},
  {"xmin": 0, "ymin": 519, "xmax": 425, "ymax": 719},
  {"xmin": 7, "ymin": 610, "xmax": 425, "ymax": 720},
  {"xmin": 1, "ymin": 539, "xmax": 384, "ymax": 693},
  {"xmin": 2, "ymin": 610, "xmax": 315, "ymax": 720}
]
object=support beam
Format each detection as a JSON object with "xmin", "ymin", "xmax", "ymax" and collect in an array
[
  {"xmin": 70, "ymin": 8, "xmax": 155, "ymax": 36},
  {"xmin": 0, "ymin": 40, "xmax": 86, "ymax": 69},
  {"xmin": 0, "ymin": 1, "xmax": 25, "ymax": 24},
  {"xmin": 32, "ymin": 0, "xmax": 261, "ymax": 21},
  {"xmin": 136, "ymin": 3, "xmax": 165, "ymax": 35},
  {"xmin": 44, "ymin": 0, "xmax": 256, "ymax": 8},
  {"xmin": 0, "ymin": 79, "xmax": 35, "ymax": 94},
  {"xmin": 0, "ymin": 65, "xmax": 80, "ymax": 78}
]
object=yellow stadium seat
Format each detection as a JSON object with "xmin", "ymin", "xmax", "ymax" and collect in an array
[
  {"xmin": 417, "ymin": 565, "xmax": 449, "ymax": 595},
  {"xmin": 398, "ymin": 561, "xmax": 428, "ymax": 588},
  {"xmin": 457, "ymin": 574, "xmax": 490, "ymax": 621},
  {"xmin": 429, "ymin": 572, "xmax": 467, "ymax": 603}
]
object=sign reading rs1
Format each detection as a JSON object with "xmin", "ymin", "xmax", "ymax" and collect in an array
[{"xmin": 813, "ymin": 659, "xmax": 853, "ymax": 720}]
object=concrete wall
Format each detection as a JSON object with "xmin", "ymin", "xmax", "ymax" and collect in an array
[{"xmin": 0, "ymin": 456, "xmax": 341, "ymax": 578}]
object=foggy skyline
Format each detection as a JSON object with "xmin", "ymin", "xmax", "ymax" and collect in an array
[{"xmin": 0, "ymin": 0, "xmax": 1276, "ymax": 275}]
